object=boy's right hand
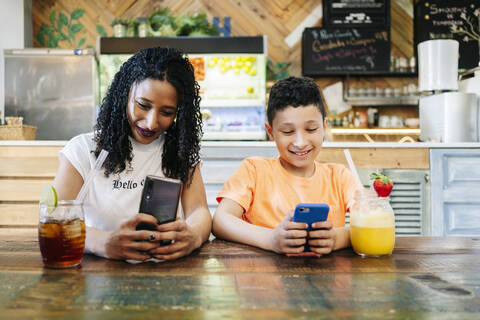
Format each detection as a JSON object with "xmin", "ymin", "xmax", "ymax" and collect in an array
[{"xmin": 269, "ymin": 210, "xmax": 308, "ymax": 254}]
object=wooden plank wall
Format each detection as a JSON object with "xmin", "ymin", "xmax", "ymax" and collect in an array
[
  {"xmin": 32, "ymin": 0, "xmax": 414, "ymax": 90},
  {"xmin": 0, "ymin": 144, "xmax": 428, "ymax": 228},
  {"xmin": 0, "ymin": 146, "xmax": 60, "ymax": 227}
]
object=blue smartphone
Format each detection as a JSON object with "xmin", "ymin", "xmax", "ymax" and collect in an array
[{"xmin": 292, "ymin": 203, "xmax": 330, "ymax": 252}]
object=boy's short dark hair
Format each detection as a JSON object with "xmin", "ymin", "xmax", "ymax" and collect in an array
[{"xmin": 267, "ymin": 76, "xmax": 326, "ymax": 125}]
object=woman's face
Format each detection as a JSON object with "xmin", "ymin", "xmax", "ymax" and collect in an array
[{"xmin": 126, "ymin": 78, "xmax": 178, "ymax": 144}]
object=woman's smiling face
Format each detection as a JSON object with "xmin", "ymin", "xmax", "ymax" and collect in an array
[{"xmin": 126, "ymin": 78, "xmax": 178, "ymax": 144}]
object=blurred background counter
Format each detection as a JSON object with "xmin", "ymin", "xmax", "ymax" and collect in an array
[{"xmin": 1, "ymin": 140, "xmax": 480, "ymax": 238}]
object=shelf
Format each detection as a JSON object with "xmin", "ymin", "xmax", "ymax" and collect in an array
[
  {"xmin": 344, "ymin": 96, "xmax": 419, "ymax": 106},
  {"xmin": 200, "ymin": 99, "xmax": 265, "ymax": 108},
  {"xmin": 331, "ymin": 128, "xmax": 420, "ymax": 134},
  {"xmin": 330, "ymin": 128, "xmax": 420, "ymax": 143},
  {"xmin": 99, "ymin": 36, "xmax": 266, "ymax": 54},
  {"xmin": 344, "ymin": 72, "xmax": 417, "ymax": 77},
  {"xmin": 202, "ymin": 131, "xmax": 266, "ymax": 140}
]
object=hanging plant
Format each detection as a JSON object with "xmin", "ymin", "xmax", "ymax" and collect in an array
[
  {"xmin": 36, "ymin": 8, "xmax": 86, "ymax": 48},
  {"xmin": 266, "ymin": 59, "xmax": 291, "ymax": 81}
]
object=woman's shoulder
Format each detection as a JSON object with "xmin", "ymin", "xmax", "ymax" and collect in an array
[
  {"xmin": 64, "ymin": 132, "xmax": 96, "ymax": 155},
  {"xmin": 67, "ymin": 132, "xmax": 95, "ymax": 147}
]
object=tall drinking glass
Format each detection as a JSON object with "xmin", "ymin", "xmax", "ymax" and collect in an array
[
  {"xmin": 350, "ymin": 190, "xmax": 395, "ymax": 257},
  {"xmin": 38, "ymin": 200, "xmax": 86, "ymax": 268}
]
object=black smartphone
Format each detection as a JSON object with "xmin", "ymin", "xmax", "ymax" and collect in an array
[
  {"xmin": 292, "ymin": 203, "xmax": 330, "ymax": 252},
  {"xmin": 136, "ymin": 175, "xmax": 182, "ymax": 242}
]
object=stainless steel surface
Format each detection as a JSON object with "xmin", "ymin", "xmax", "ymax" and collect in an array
[
  {"xmin": 459, "ymin": 68, "xmax": 480, "ymax": 141},
  {"xmin": 4, "ymin": 49, "xmax": 96, "ymax": 140},
  {"xmin": 419, "ymin": 92, "xmax": 478, "ymax": 143}
]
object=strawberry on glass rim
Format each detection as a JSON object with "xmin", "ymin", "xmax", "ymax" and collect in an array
[{"xmin": 370, "ymin": 172, "xmax": 393, "ymax": 198}]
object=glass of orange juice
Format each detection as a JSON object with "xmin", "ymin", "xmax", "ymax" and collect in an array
[{"xmin": 350, "ymin": 190, "xmax": 395, "ymax": 257}]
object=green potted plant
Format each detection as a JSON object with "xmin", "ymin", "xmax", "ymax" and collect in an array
[
  {"xmin": 126, "ymin": 19, "xmax": 139, "ymax": 37},
  {"xmin": 111, "ymin": 18, "xmax": 128, "ymax": 37},
  {"xmin": 148, "ymin": 8, "xmax": 177, "ymax": 36},
  {"xmin": 175, "ymin": 12, "xmax": 220, "ymax": 36},
  {"xmin": 136, "ymin": 17, "xmax": 149, "ymax": 37}
]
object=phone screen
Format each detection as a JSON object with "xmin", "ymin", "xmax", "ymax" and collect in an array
[{"xmin": 137, "ymin": 175, "xmax": 181, "ymax": 231}]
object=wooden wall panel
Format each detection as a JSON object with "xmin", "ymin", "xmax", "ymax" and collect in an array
[
  {"xmin": 0, "ymin": 204, "xmax": 38, "ymax": 226},
  {"xmin": 32, "ymin": 0, "xmax": 414, "ymax": 86}
]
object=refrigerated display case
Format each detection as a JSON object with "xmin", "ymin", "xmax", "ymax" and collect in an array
[{"xmin": 98, "ymin": 36, "xmax": 267, "ymax": 140}]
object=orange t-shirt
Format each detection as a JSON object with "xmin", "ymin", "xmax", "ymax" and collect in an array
[{"xmin": 217, "ymin": 157, "xmax": 358, "ymax": 229}]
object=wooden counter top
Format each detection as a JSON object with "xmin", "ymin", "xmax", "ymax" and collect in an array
[{"xmin": 0, "ymin": 230, "xmax": 479, "ymax": 319}]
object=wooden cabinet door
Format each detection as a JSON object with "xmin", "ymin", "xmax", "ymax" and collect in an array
[{"xmin": 431, "ymin": 149, "xmax": 480, "ymax": 236}]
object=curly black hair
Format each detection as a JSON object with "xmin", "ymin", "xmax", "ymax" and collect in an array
[
  {"xmin": 267, "ymin": 76, "xmax": 326, "ymax": 125},
  {"xmin": 94, "ymin": 47, "xmax": 202, "ymax": 186}
]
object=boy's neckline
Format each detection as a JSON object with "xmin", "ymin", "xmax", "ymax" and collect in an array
[{"xmin": 275, "ymin": 157, "xmax": 317, "ymax": 179}]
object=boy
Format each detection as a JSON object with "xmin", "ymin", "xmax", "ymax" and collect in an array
[{"xmin": 212, "ymin": 77, "xmax": 359, "ymax": 256}]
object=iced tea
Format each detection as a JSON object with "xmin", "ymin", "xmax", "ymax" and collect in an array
[{"xmin": 38, "ymin": 201, "xmax": 85, "ymax": 268}]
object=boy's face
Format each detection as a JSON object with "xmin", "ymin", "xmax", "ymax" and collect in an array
[{"xmin": 265, "ymin": 105, "xmax": 327, "ymax": 176}]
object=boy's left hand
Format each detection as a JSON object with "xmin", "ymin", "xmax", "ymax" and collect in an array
[{"xmin": 307, "ymin": 221, "xmax": 336, "ymax": 255}]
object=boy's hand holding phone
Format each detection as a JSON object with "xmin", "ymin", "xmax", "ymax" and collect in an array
[
  {"xmin": 307, "ymin": 220, "xmax": 336, "ymax": 255},
  {"xmin": 286, "ymin": 203, "xmax": 333, "ymax": 257},
  {"xmin": 269, "ymin": 210, "xmax": 308, "ymax": 255}
]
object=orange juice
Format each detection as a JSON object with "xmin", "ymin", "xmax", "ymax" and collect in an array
[
  {"xmin": 350, "ymin": 194, "xmax": 395, "ymax": 257},
  {"xmin": 350, "ymin": 225, "xmax": 395, "ymax": 256}
]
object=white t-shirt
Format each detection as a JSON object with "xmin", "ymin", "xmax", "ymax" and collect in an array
[{"xmin": 60, "ymin": 132, "xmax": 167, "ymax": 231}]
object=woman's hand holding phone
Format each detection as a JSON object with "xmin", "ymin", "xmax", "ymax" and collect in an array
[
  {"xmin": 269, "ymin": 210, "xmax": 308, "ymax": 254},
  {"xmin": 104, "ymin": 213, "xmax": 164, "ymax": 261},
  {"xmin": 146, "ymin": 218, "xmax": 201, "ymax": 260}
]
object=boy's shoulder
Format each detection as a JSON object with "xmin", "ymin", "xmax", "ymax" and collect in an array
[
  {"xmin": 315, "ymin": 161, "xmax": 351, "ymax": 177},
  {"xmin": 316, "ymin": 161, "xmax": 348, "ymax": 171},
  {"xmin": 241, "ymin": 156, "xmax": 277, "ymax": 172},
  {"xmin": 243, "ymin": 156, "xmax": 277, "ymax": 165}
]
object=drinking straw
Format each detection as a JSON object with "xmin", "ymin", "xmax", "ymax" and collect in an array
[
  {"xmin": 343, "ymin": 149, "xmax": 364, "ymax": 191},
  {"xmin": 75, "ymin": 149, "xmax": 109, "ymax": 203}
]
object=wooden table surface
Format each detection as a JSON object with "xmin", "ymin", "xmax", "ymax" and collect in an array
[{"xmin": 0, "ymin": 230, "xmax": 479, "ymax": 319}]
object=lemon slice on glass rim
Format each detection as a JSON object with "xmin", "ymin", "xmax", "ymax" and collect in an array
[{"xmin": 40, "ymin": 184, "xmax": 58, "ymax": 213}]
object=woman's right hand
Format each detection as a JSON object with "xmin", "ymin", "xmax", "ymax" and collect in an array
[
  {"xmin": 104, "ymin": 213, "xmax": 162, "ymax": 261},
  {"xmin": 269, "ymin": 210, "xmax": 308, "ymax": 254}
]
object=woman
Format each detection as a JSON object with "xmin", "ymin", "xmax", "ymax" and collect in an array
[{"xmin": 53, "ymin": 47, "xmax": 211, "ymax": 261}]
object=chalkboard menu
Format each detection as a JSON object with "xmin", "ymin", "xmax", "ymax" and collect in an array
[
  {"xmin": 415, "ymin": 0, "xmax": 480, "ymax": 70},
  {"xmin": 302, "ymin": 27, "xmax": 390, "ymax": 76},
  {"xmin": 323, "ymin": 0, "xmax": 390, "ymax": 27}
]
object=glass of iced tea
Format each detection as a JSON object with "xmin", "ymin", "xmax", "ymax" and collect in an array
[
  {"xmin": 38, "ymin": 200, "xmax": 86, "ymax": 268},
  {"xmin": 350, "ymin": 190, "xmax": 395, "ymax": 257}
]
